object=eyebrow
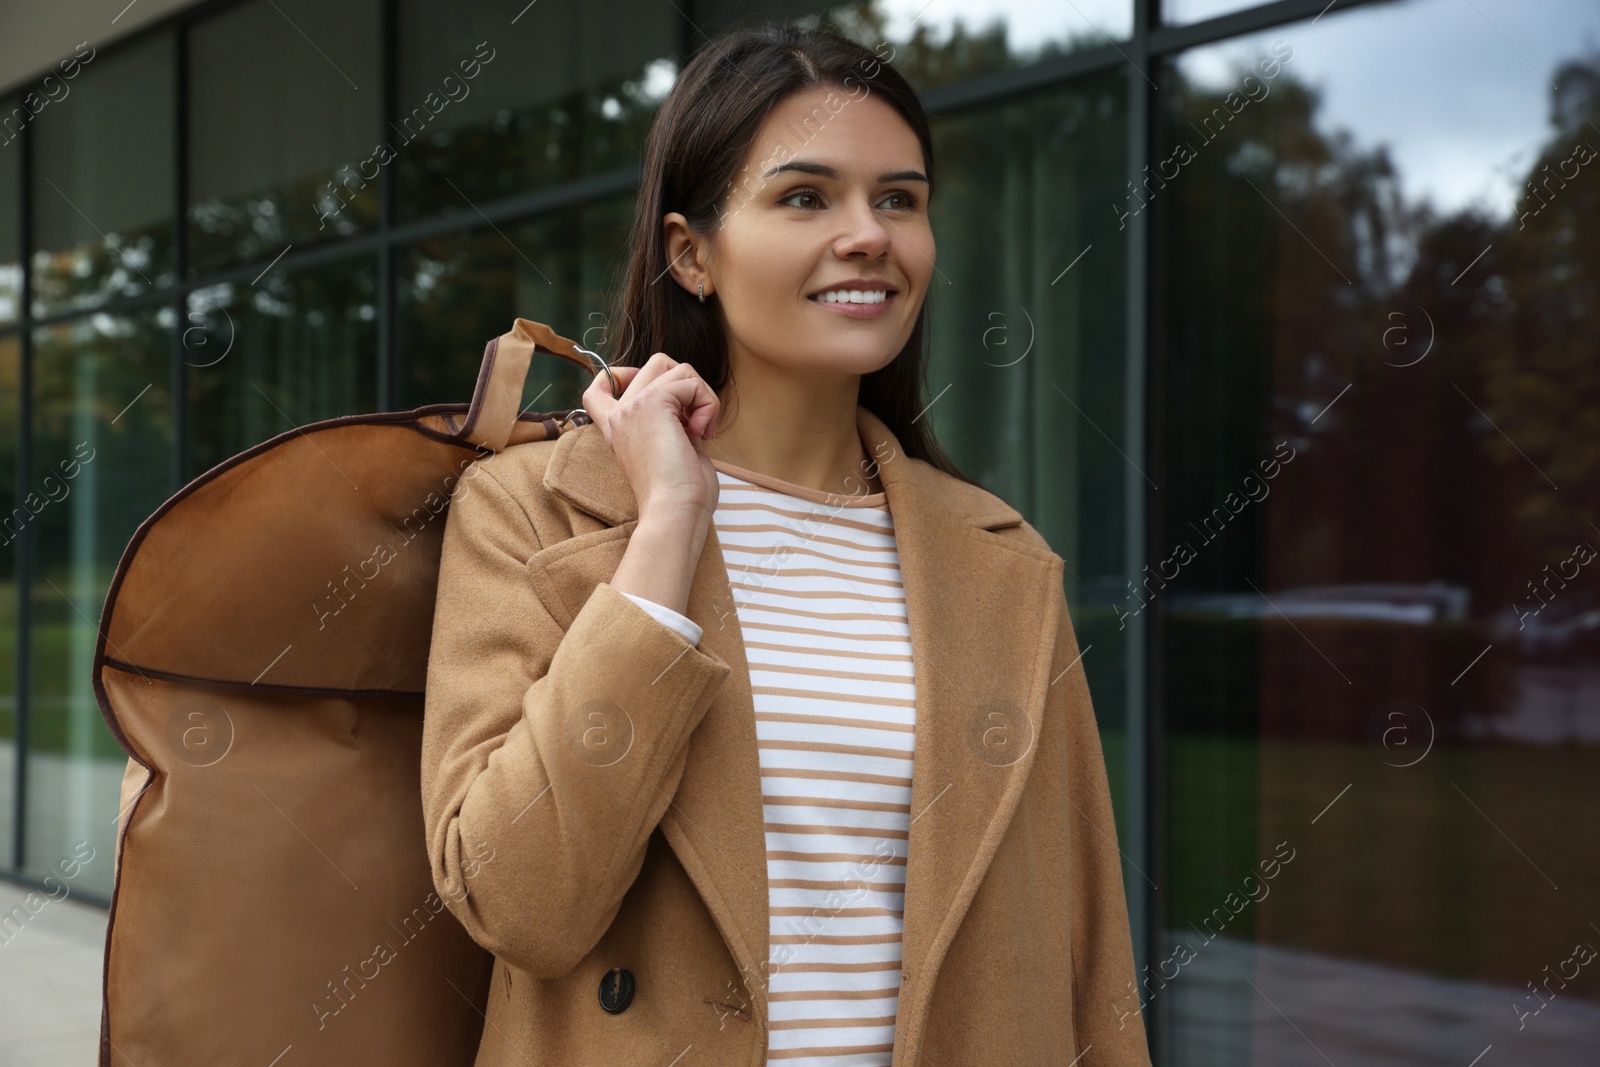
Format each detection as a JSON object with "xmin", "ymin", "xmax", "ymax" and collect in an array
[{"xmin": 762, "ymin": 160, "xmax": 930, "ymax": 184}]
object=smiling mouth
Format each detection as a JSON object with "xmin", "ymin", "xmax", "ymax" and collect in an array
[{"xmin": 808, "ymin": 290, "xmax": 897, "ymax": 305}]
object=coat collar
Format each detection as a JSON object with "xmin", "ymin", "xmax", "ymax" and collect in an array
[{"xmin": 542, "ymin": 403, "xmax": 1063, "ymax": 1057}]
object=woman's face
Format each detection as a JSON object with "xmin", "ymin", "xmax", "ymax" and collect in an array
[{"xmin": 666, "ymin": 84, "xmax": 936, "ymax": 382}]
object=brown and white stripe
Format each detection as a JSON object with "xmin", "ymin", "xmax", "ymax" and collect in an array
[{"xmin": 706, "ymin": 455, "xmax": 914, "ymax": 1067}]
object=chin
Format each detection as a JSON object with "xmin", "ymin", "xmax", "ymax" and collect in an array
[
  {"xmin": 798, "ymin": 331, "xmax": 904, "ymax": 368},
  {"xmin": 775, "ymin": 345, "xmax": 899, "ymax": 378}
]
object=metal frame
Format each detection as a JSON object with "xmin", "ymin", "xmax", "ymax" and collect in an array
[
  {"xmin": 11, "ymin": 72, "xmax": 35, "ymax": 882},
  {"xmin": 0, "ymin": 0, "xmax": 1390, "ymax": 1046},
  {"xmin": 1125, "ymin": 0, "xmax": 1157, "ymax": 1056}
]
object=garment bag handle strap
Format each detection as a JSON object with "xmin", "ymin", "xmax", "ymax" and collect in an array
[{"xmin": 459, "ymin": 317, "xmax": 608, "ymax": 452}]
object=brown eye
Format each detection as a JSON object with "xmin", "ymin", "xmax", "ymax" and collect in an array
[{"xmin": 780, "ymin": 188, "xmax": 824, "ymax": 210}]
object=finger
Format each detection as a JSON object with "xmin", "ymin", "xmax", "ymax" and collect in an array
[
  {"xmin": 656, "ymin": 364, "xmax": 720, "ymax": 440},
  {"xmin": 593, "ymin": 354, "xmax": 680, "ymax": 421},
  {"xmin": 583, "ymin": 358, "xmax": 666, "ymax": 428},
  {"xmin": 597, "ymin": 364, "xmax": 642, "ymax": 400},
  {"xmin": 622, "ymin": 352, "xmax": 680, "ymax": 396},
  {"xmin": 644, "ymin": 369, "xmax": 721, "ymax": 441},
  {"xmin": 582, "ymin": 365, "xmax": 628, "ymax": 425}
]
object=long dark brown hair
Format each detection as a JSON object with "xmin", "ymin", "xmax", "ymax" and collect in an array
[{"xmin": 603, "ymin": 20, "xmax": 975, "ymax": 487}]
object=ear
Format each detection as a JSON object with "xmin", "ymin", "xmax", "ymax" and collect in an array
[{"xmin": 661, "ymin": 211, "xmax": 713, "ymax": 300}]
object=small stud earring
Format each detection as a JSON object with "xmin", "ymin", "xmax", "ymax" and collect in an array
[{"xmin": 697, "ymin": 283, "xmax": 706, "ymax": 304}]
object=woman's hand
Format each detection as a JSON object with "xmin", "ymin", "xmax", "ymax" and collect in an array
[{"xmin": 581, "ymin": 352, "xmax": 721, "ymax": 528}]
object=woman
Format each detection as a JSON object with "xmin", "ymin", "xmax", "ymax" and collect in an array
[{"xmin": 421, "ymin": 21, "xmax": 1152, "ymax": 1067}]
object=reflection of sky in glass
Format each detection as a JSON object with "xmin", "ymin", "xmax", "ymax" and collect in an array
[
  {"xmin": 1175, "ymin": 0, "xmax": 1600, "ymax": 221},
  {"xmin": 1164, "ymin": 0, "xmax": 1270, "ymax": 25},
  {"xmin": 876, "ymin": 0, "xmax": 1131, "ymax": 51}
]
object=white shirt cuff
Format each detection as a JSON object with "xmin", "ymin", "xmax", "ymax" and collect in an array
[{"xmin": 619, "ymin": 591, "xmax": 704, "ymax": 647}]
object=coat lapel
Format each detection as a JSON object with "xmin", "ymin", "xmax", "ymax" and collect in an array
[{"xmin": 540, "ymin": 404, "xmax": 1063, "ymax": 1052}]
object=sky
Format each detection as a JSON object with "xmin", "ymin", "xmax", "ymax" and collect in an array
[
  {"xmin": 877, "ymin": 0, "xmax": 1130, "ymax": 53},
  {"xmin": 1178, "ymin": 0, "xmax": 1600, "ymax": 221},
  {"xmin": 875, "ymin": 0, "xmax": 1600, "ymax": 222}
]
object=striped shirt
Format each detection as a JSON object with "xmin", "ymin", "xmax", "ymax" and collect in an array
[{"xmin": 620, "ymin": 453, "xmax": 914, "ymax": 1066}]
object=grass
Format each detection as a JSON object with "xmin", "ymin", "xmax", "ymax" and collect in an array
[{"xmin": 1166, "ymin": 734, "xmax": 1600, "ymax": 997}]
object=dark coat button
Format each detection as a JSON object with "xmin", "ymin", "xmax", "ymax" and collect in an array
[{"xmin": 599, "ymin": 967, "xmax": 635, "ymax": 1013}]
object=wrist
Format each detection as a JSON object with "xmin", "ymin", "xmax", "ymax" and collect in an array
[
  {"xmin": 637, "ymin": 500, "xmax": 711, "ymax": 535},
  {"xmin": 614, "ymin": 510, "xmax": 707, "ymax": 617}
]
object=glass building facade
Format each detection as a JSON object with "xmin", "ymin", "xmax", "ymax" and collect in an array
[{"xmin": 2, "ymin": 0, "xmax": 1597, "ymax": 1061}]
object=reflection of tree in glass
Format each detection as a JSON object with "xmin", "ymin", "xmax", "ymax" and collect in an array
[
  {"xmin": 1473, "ymin": 51, "xmax": 1600, "ymax": 550},
  {"xmin": 26, "ymin": 313, "xmax": 172, "ymax": 761},
  {"xmin": 187, "ymin": 176, "xmax": 373, "ymax": 274},
  {"xmin": 1165, "ymin": 44, "xmax": 1600, "ymax": 614},
  {"xmin": 1162, "ymin": 41, "xmax": 1600, "ymax": 1002},
  {"xmin": 1163, "ymin": 50, "xmax": 1425, "ymax": 596},
  {"xmin": 30, "ymin": 224, "xmax": 175, "ymax": 314},
  {"xmin": 395, "ymin": 63, "xmax": 673, "ymax": 226},
  {"xmin": 819, "ymin": 0, "xmax": 1106, "ymax": 94},
  {"xmin": 1377, "ymin": 48, "xmax": 1600, "ymax": 617}
]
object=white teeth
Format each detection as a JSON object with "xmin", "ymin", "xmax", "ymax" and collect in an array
[{"xmin": 816, "ymin": 289, "xmax": 888, "ymax": 304}]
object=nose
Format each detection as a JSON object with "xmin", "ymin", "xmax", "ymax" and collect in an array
[{"xmin": 832, "ymin": 194, "xmax": 893, "ymax": 259}]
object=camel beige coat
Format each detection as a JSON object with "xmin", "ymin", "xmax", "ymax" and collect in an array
[{"xmin": 420, "ymin": 402, "xmax": 1153, "ymax": 1066}]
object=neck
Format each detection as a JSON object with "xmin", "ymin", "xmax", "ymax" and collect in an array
[{"xmin": 700, "ymin": 370, "xmax": 881, "ymax": 498}]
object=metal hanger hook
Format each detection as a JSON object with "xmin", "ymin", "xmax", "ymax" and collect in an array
[{"xmin": 572, "ymin": 342, "xmax": 619, "ymax": 398}]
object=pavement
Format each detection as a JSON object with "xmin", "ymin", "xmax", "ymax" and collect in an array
[
  {"xmin": 1, "ymin": 875, "xmax": 1597, "ymax": 1066},
  {"xmin": 0, "ymin": 878, "xmax": 108, "ymax": 1066}
]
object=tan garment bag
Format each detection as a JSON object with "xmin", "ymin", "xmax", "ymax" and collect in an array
[{"xmin": 94, "ymin": 318, "xmax": 597, "ymax": 1066}]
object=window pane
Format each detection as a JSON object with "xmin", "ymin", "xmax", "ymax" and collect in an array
[
  {"xmin": 821, "ymin": 0, "xmax": 1134, "ymax": 93},
  {"xmin": 30, "ymin": 35, "xmax": 176, "ymax": 317},
  {"xmin": 394, "ymin": 0, "xmax": 676, "ymax": 221},
  {"xmin": 0, "ymin": 333, "xmax": 18, "ymax": 865},
  {"xmin": 185, "ymin": 257, "xmax": 378, "ymax": 482},
  {"xmin": 0, "ymin": 99, "xmax": 18, "ymax": 324},
  {"xmin": 189, "ymin": 0, "xmax": 381, "ymax": 272},
  {"xmin": 1156, "ymin": 0, "xmax": 1600, "ymax": 1061},
  {"xmin": 395, "ymin": 195, "xmax": 633, "ymax": 411},
  {"xmin": 1162, "ymin": 0, "xmax": 1264, "ymax": 25},
  {"xmin": 26, "ymin": 310, "xmax": 174, "ymax": 899},
  {"xmin": 926, "ymin": 72, "xmax": 1133, "ymax": 818}
]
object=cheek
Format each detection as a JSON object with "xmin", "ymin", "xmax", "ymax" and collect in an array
[
  {"xmin": 902, "ymin": 225, "xmax": 936, "ymax": 288},
  {"xmin": 711, "ymin": 240, "xmax": 809, "ymax": 349},
  {"xmin": 721, "ymin": 223, "xmax": 817, "ymax": 309}
]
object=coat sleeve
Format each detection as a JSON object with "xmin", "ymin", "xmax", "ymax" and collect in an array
[
  {"xmin": 618, "ymin": 590, "xmax": 705, "ymax": 646},
  {"xmin": 420, "ymin": 462, "xmax": 733, "ymax": 978},
  {"xmin": 1053, "ymin": 580, "xmax": 1154, "ymax": 1065}
]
